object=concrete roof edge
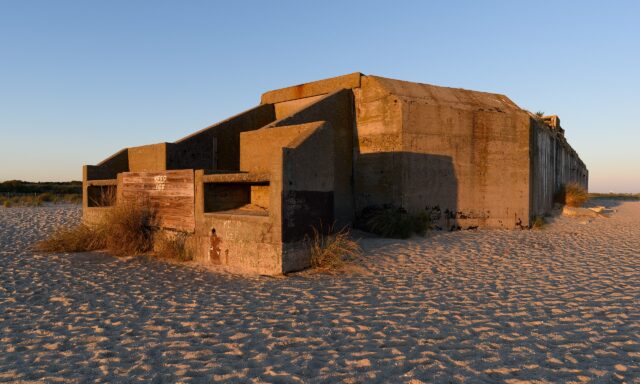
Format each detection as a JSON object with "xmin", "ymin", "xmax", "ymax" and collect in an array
[
  {"xmin": 282, "ymin": 121, "xmax": 330, "ymax": 149},
  {"xmin": 96, "ymin": 148, "xmax": 128, "ymax": 166},
  {"xmin": 173, "ymin": 104, "xmax": 270, "ymax": 144},
  {"xmin": 365, "ymin": 75, "xmax": 524, "ymax": 111},
  {"xmin": 260, "ymin": 72, "xmax": 363, "ymax": 104},
  {"xmin": 265, "ymin": 89, "xmax": 349, "ymax": 129}
]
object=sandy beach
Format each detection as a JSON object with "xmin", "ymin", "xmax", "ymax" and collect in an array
[{"xmin": 1, "ymin": 202, "xmax": 638, "ymax": 383}]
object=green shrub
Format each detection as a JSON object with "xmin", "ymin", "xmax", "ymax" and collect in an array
[
  {"xmin": 3, "ymin": 200, "xmax": 11, "ymax": 208},
  {"xmin": 357, "ymin": 205, "xmax": 432, "ymax": 239}
]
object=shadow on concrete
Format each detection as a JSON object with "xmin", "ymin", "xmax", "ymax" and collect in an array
[{"xmin": 354, "ymin": 151, "xmax": 458, "ymax": 231}]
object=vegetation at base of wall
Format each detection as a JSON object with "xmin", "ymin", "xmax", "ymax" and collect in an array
[
  {"xmin": 554, "ymin": 183, "xmax": 589, "ymax": 208},
  {"xmin": 0, "ymin": 193, "xmax": 82, "ymax": 207},
  {"xmin": 33, "ymin": 223, "xmax": 104, "ymax": 253},
  {"xmin": 357, "ymin": 205, "xmax": 432, "ymax": 239},
  {"xmin": 35, "ymin": 201, "xmax": 156, "ymax": 257},
  {"xmin": 564, "ymin": 183, "xmax": 589, "ymax": 207},
  {"xmin": 307, "ymin": 226, "xmax": 362, "ymax": 270},
  {"xmin": 155, "ymin": 231, "xmax": 193, "ymax": 261},
  {"xmin": 97, "ymin": 202, "xmax": 156, "ymax": 256},
  {"xmin": 531, "ymin": 216, "xmax": 546, "ymax": 229}
]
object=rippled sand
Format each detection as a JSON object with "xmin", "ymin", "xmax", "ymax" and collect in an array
[{"xmin": 1, "ymin": 202, "xmax": 638, "ymax": 383}]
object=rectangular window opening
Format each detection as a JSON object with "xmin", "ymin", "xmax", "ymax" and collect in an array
[{"xmin": 87, "ymin": 185, "xmax": 117, "ymax": 207}]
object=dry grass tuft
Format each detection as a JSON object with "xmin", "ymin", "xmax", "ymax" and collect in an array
[
  {"xmin": 97, "ymin": 202, "xmax": 156, "ymax": 256},
  {"xmin": 564, "ymin": 183, "xmax": 589, "ymax": 207},
  {"xmin": 308, "ymin": 226, "xmax": 362, "ymax": 270},
  {"xmin": 155, "ymin": 231, "xmax": 193, "ymax": 261},
  {"xmin": 35, "ymin": 200, "xmax": 156, "ymax": 257},
  {"xmin": 34, "ymin": 223, "xmax": 104, "ymax": 253}
]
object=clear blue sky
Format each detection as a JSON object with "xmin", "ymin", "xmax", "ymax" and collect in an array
[{"xmin": 1, "ymin": 1, "xmax": 638, "ymax": 192}]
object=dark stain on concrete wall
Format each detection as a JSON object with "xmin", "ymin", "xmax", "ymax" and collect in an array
[{"xmin": 282, "ymin": 190, "xmax": 334, "ymax": 243}]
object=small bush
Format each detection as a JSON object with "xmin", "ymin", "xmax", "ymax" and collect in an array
[
  {"xmin": 410, "ymin": 211, "xmax": 432, "ymax": 236},
  {"xmin": 564, "ymin": 183, "xmax": 588, "ymax": 207},
  {"xmin": 96, "ymin": 202, "xmax": 156, "ymax": 256},
  {"xmin": 3, "ymin": 200, "xmax": 11, "ymax": 208},
  {"xmin": 34, "ymin": 224, "xmax": 104, "ymax": 253},
  {"xmin": 36, "ymin": 200, "xmax": 156, "ymax": 256},
  {"xmin": 358, "ymin": 205, "xmax": 432, "ymax": 239},
  {"xmin": 156, "ymin": 231, "xmax": 193, "ymax": 261},
  {"xmin": 308, "ymin": 226, "xmax": 362, "ymax": 270}
]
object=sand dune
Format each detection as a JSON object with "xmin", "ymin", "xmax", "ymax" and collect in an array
[{"xmin": 1, "ymin": 202, "xmax": 639, "ymax": 382}]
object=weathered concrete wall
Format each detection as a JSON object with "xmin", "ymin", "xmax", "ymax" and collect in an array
[
  {"xmin": 267, "ymin": 90, "xmax": 353, "ymax": 226},
  {"xmin": 193, "ymin": 169, "xmax": 282, "ymax": 275},
  {"xmin": 530, "ymin": 120, "xmax": 588, "ymax": 216},
  {"xmin": 240, "ymin": 124, "xmax": 318, "ymax": 174},
  {"xmin": 280, "ymin": 122, "xmax": 335, "ymax": 238},
  {"xmin": 274, "ymin": 95, "xmax": 324, "ymax": 120},
  {"xmin": 94, "ymin": 148, "xmax": 129, "ymax": 178},
  {"xmin": 190, "ymin": 121, "xmax": 334, "ymax": 275},
  {"xmin": 128, "ymin": 143, "xmax": 168, "ymax": 172},
  {"xmin": 83, "ymin": 148, "xmax": 128, "ymax": 211},
  {"xmin": 353, "ymin": 77, "xmax": 405, "ymax": 210},
  {"xmin": 354, "ymin": 76, "xmax": 532, "ymax": 228},
  {"xmin": 170, "ymin": 104, "xmax": 276, "ymax": 171}
]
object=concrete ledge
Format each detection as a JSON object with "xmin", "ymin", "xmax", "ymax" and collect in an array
[
  {"xmin": 261, "ymin": 72, "xmax": 362, "ymax": 104},
  {"xmin": 86, "ymin": 179, "xmax": 118, "ymax": 186},
  {"xmin": 202, "ymin": 172, "xmax": 270, "ymax": 184}
]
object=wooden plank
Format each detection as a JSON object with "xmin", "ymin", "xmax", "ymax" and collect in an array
[{"xmin": 120, "ymin": 170, "xmax": 195, "ymax": 232}]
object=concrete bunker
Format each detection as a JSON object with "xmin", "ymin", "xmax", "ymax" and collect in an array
[{"xmin": 83, "ymin": 73, "xmax": 588, "ymax": 275}]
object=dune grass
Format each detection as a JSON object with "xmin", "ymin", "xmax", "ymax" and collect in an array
[
  {"xmin": 307, "ymin": 226, "xmax": 362, "ymax": 270},
  {"xmin": 554, "ymin": 183, "xmax": 589, "ymax": 208},
  {"xmin": 33, "ymin": 223, "xmax": 103, "ymax": 253},
  {"xmin": 564, "ymin": 183, "xmax": 589, "ymax": 207},
  {"xmin": 155, "ymin": 231, "xmax": 193, "ymax": 261},
  {"xmin": 35, "ymin": 200, "xmax": 155, "ymax": 256}
]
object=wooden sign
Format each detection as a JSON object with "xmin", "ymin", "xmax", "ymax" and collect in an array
[{"xmin": 120, "ymin": 170, "xmax": 195, "ymax": 232}]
